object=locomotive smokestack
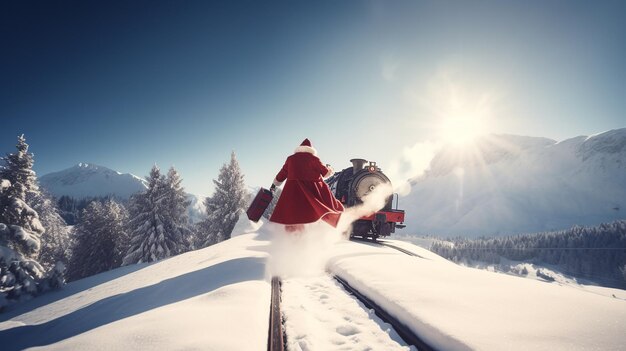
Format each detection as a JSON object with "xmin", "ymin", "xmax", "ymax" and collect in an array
[{"xmin": 350, "ymin": 159, "xmax": 368, "ymax": 173}]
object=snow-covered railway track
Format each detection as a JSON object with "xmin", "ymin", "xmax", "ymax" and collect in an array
[
  {"xmin": 280, "ymin": 274, "xmax": 419, "ymax": 350},
  {"xmin": 350, "ymin": 237, "xmax": 429, "ymax": 259},
  {"xmin": 272, "ymin": 238, "xmax": 433, "ymax": 350},
  {"xmin": 332, "ymin": 274, "xmax": 436, "ymax": 351},
  {"xmin": 268, "ymin": 277, "xmax": 285, "ymax": 351}
]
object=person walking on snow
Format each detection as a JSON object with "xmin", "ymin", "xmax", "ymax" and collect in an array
[{"xmin": 269, "ymin": 139, "xmax": 344, "ymax": 231}]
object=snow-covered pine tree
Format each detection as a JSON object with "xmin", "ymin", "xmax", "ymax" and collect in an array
[
  {"xmin": 197, "ymin": 151, "xmax": 247, "ymax": 247},
  {"xmin": 164, "ymin": 167, "xmax": 192, "ymax": 252},
  {"xmin": 123, "ymin": 165, "xmax": 184, "ymax": 265},
  {"xmin": 0, "ymin": 135, "xmax": 39, "ymax": 205},
  {"xmin": 0, "ymin": 135, "xmax": 48, "ymax": 305},
  {"xmin": 66, "ymin": 200, "xmax": 128, "ymax": 281},
  {"xmin": 30, "ymin": 190, "xmax": 70, "ymax": 269},
  {"xmin": 0, "ymin": 135, "xmax": 41, "ymax": 232}
]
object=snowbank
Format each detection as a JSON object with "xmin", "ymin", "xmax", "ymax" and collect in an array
[
  {"xmin": 230, "ymin": 211, "xmax": 263, "ymax": 237},
  {"xmin": 1, "ymin": 228, "xmax": 624, "ymax": 351},
  {"xmin": 0, "ymin": 234, "xmax": 270, "ymax": 351},
  {"xmin": 328, "ymin": 239, "xmax": 626, "ymax": 351}
]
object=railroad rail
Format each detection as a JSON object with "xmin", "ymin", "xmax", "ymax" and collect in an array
[
  {"xmin": 268, "ymin": 277, "xmax": 284, "ymax": 351},
  {"xmin": 272, "ymin": 237, "xmax": 434, "ymax": 351},
  {"xmin": 350, "ymin": 237, "xmax": 430, "ymax": 259},
  {"xmin": 333, "ymin": 274, "xmax": 436, "ymax": 351}
]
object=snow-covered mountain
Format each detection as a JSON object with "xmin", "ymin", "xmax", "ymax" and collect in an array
[
  {"xmin": 39, "ymin": 163, "xmax": 147, "ymax": 200},
  {"xmin": 39, "ymin": 163, "xmax": 206, "ymax": 223},
  {"xmin": 186, "ymin": 193, "xmax": 206, "ymax": 224},
  {"xmin": 402, "ymin": 128, "xmax": 626, "ymax": 237}
]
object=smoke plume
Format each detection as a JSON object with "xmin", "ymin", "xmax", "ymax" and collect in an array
[{"xmin": 265, "ymin": 183, "xmax": 394, "ymax": 278}]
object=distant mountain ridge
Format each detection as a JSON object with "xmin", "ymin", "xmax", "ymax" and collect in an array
[
  {"xmin": 39, "ymin": 163, "xmax": 206, "ymax": 223},
  {"xmin": 402, "ymin": 128, "xmax": 626, "ymax": 237},
  {"xmin": 39, "ymin": 163, "xmax": 147, "ymax": 200}
]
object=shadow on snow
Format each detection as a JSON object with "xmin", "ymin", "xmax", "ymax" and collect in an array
[
  {"xmin": 0, "ymin": 256, "xmax": 266, "ymax": 350},
  {"xmin": 1, "ymin": 262, "xmax": 153, "ymax": 321}
]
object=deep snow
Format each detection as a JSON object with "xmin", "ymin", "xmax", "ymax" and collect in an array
[
  {"xmin": 0, "ymin": 227, "xmax": 270, "ymax": 350},
  {"xmin": 1, "ymin": 219, "xmax": 625, "ymax": 350},
  {"xmin": 401, "ymin": 129, "xmax": 626, "ymax": 236},
  {"xmin": 282, "ymin": 275, "xmax": 415, "ymax": 351}
]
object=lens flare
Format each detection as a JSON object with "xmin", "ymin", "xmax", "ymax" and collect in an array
[{"xmin": 441, "ymin": 114, "xmax": 487, "ymax": 145}]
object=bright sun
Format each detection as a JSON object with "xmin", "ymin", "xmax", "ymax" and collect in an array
[
  {"xmin": 418, "ymin": 70, "xmax": 497, "ymax": 145},
  {"xmin": 440, "ymin": 115, "xmax": 487, "ymax": 145}
]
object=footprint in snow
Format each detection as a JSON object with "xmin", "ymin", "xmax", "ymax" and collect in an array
[{"xmin": 336, "ymin": 324, "xmax": 360, "ymax": 336}]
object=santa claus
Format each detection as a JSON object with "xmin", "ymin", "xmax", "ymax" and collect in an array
[{"xmin": 269, "ymin": 139, "xmax": 344, "ymax": 231}]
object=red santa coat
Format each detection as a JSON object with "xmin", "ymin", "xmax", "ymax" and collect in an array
[{"xmin": 269, "ymin": 145, "xmax": 344, "ymax": 227}]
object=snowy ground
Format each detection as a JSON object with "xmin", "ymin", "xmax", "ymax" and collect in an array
[
  {"xmin": 390, "ymin": 234, "xmax": 439, "ymax": 250},
  {"xmin": 1, "ymin": 219, "xmax": 625, "ymax": 350},
  {"xmin": 0, "ymin": 225, "xmax": 271, "ymax": 351},
  {"xmin": 282, "ymin": 275, "xmax": 415, "ymax": 351},
  {"xmin": 394, "ymin": 234, "xmax": 626, "ymax": 301},
  {"xmin": 328, "ymin": 239, "xmax": 626, "ymax": 351},
  {"xmin": 466, "ymin": 259, "xmax": 626, "ymax": 301}
]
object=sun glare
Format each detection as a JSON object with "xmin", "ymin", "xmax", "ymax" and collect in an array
[
  {"xmin": 415, "ymin": 69, "xmax": 497, "ymax": 145},
  {"xmin": 441, "ymin": 115, "xmax": 486, "ymax": 145}
]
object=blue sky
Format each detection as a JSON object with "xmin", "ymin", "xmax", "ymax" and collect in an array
[{"xmin": 1, "ymin": 1, "xmax": 625, "ymax": 195}]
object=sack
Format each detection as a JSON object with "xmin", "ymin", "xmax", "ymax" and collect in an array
[{"xmin": 246, "ymin": 188, "xmax": 273, "ymax": 222}]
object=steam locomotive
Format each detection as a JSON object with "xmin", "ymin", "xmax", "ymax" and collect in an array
[{"xmin": 325, "ymin": 159, "xmax": 406, "ymax": 239}]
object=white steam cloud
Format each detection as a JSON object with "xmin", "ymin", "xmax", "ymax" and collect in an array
[
  {"xmin": 265, "ymin": 183, "xmax": 394, "ymax": 279},
  {"xmin": 336, "ymin": 182, "xmax": 394, "ymax": 233},
  {"xmin": 266, "ymin": 222, "xmax": 342, "ymax": 278},
  {"xmin": 386, "ymin": 141, "xmax": 440, "ymax": 196}
]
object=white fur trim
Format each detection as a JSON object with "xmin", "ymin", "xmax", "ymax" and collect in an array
[
  {"xmin": 294, "ymin": 145, "xmax": 317, "ymax": 155},
  {"xmin": 273, "ymin": 178, "xmax": 284, "ymax": 187}
]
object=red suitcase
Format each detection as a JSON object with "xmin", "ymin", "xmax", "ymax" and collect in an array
[{"xmin": 246, "ymin": 188, "xmax": 274, "ymax": 222}]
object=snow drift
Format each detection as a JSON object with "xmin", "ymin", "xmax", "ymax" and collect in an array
[
  {"xmin": 402, "ymin": 129, "xmax": 626, "ymax": 236},
  {"xmin": 1, "ymin": 226, "xmax": 624, "ymax": 351}
]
